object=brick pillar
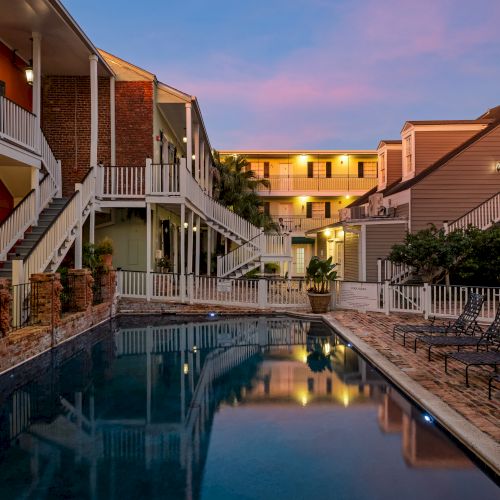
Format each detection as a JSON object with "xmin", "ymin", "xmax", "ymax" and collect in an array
[
  {"xmin": 68, "ymin": 269, "xmax": 94, "ymax": 312},
  {"xmin": 30, "ymin": 273, "xmax": 62, "ymax": 327},
  {"xmin": 0, "ymin": 278, "xmax": 12, "ymax": 336},
  {"xmin": 103, "ymin": 270, "xmax": 116, "ymax": 303}
]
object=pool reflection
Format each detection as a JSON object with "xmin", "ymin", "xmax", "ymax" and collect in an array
[{"xmin": 0, "ymin": 317, "xmax": 496, "ymax": 499}]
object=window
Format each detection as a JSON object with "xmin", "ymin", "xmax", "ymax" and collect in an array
[
  {"xmin": 358, "ymin": 162, "xmax": 364, "ymax": 178},
  {"xmin": 325, "ymin": 201, "xmax": 331, "ymax": 218},
  {"xmin": 312, "ymin": 202, "xmax": 324, "ymax": 218},
  {"xmin": 326, "ymin": 162, "xmax": 332, "ymax": 178},
  {"xmin": 263, "ymin": 162, "xmax": 270, "ymax": 178},
  {"xmin": 295, "ymin": 247, "xmax": 305, "ymax": 274},
  {"xmin": 404, "ymin": 134, "xmax": 413, "ymax": 176},
  {"xmin": 379, "ymin": 152, "xmax": 386, "ymax": 185},
  {"xmin": 307, "ymin": 162, "xmax": 314, "ymax": 178}
]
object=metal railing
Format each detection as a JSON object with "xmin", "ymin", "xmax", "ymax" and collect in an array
[{"xmin": 10, "ymin": 282, "xmax": 42, "ymax": 330}]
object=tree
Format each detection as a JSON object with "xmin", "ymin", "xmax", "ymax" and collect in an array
[{"xmin": 212, "ymin": 152, "xmax": 277, "ymax": 232}]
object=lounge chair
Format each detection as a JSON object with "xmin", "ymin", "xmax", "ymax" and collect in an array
[
  {"xmin": 414, "ymin": 304, "xmax": 500, "ymax": 360},
  {"xmin": 488, "ymin": 373, "xmax": 499, "ymax": 400},
  {"xmin": 393, "ymin": 292, "xmax": 485, "ymax": 346},
  {"xmin": 444, "ymin": 312, "xmax": 500, "ymax": 386}
]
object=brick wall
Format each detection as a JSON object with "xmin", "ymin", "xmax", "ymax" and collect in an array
[
  {"xmin": 115, "ymin": 81, "xmax": 153, "ymax": 165},
  {"xmin": 41, "ymin": 76, "xmax": 111, "ymax": 196}
]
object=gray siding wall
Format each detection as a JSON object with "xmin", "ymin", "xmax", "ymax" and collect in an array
[
  {"xmin": 387, "ymin": 149, "xmax": 402, "ymax": 185},
  {"xmin": 365, "ymin": 223, "xmax": 408, "ymax": 282},
  {"xmin": 396, "ymin": 203, "xmax": 409, "ymax": 219},
  {"xmin": 414, "ymin": 130, "xmax": 481, "ymax": 175},
  {"xmin": 344, "ymin": 231, "xmax": 359, "ymax": 281},
  {"xmin": 411, "ymin": 125, "xmax": 500, "ymax": 231}
]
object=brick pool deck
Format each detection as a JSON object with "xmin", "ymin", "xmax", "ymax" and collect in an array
[{"xmin": 320, "ymin": 309, "xmax": 500, "ymax": 473}]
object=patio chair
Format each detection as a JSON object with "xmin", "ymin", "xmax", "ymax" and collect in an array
[
  {"xmin": 392, "ymin": 292, "xmax": 485, "ymax": 346},
  {"xmin": 488, "ymin": 373, "xmax": 499, "ymax": 400},
  {"xmin": 444, "ymin": 311, "xmax": 500, "ymax": 386},
  {"xmin": 414, "ymin": 304, "xmax": 500, "ymax": 361}
]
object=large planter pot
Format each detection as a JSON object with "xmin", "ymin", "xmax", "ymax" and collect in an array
[
  {"xmin": 102, "ymin": 253, "xmax": 113, "ymax": 268},
  {"xmin": 308, "ymin": 292, "xmax": 332, "ymax": 314}
]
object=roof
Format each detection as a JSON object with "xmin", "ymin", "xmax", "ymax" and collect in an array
[
  {"xmin": 385, "ymin": 119, "xmax": 500, "ymax": 197},
  {"xmin": 377, "ymin": 139, "xmax": 402, "ymax": 150},
  {"xmin": 405, "ymin": 120, "xmax": 492, "ymax": 126},
  {"xmin": 478, "ymin": 105, "xmax": 500, "ymax": 120},
  {"xmin": 345, "ymin": 177, "xmax": 402, "ymax": 208},
  {"xmin": 219, "ymin": 150, "xmax": 377, "ymax": 156}
]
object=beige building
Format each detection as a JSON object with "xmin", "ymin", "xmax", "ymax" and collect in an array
[{"xmin": 220, "ymin": 150, "xmax": 378, "ymax": 277}]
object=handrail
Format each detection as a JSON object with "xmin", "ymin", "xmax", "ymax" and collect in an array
[
  {"xmin": 448, "ymin": 191, "xmax": 500, "ymax": 231},
  {"xmin": 0, "ymin": 189, "xmax": 35, "ymax": 233},
  {"xmin": 0, "ymin": 95, "xmax": 36, "ymax": 116}
]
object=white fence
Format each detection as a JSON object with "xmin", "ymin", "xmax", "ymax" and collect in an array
[{"xmin": 116, "ymin": 271, "xmax": 500, "ymax": 323}]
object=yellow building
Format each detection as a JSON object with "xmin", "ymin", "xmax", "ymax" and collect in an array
[{"xmin": 220, "ymin": 150, "xmax": 378, "ymax": 277}]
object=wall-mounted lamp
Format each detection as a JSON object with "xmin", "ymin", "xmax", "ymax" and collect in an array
[
  {"xmin": 324, "ymin": 229, "xmax": 332, "ymax": 238},
  {"xmin": 496, "ymin": 161, "xmax": 500, "ymax": 173},
  {"xmin": 345, "ymin": 195, "xmax": 351, "ymax": 200},
  {"xmin": 193, "ymin": 226, "xmax": 197, "ymax": 232},
  {"xmin": 192, "ymin": 154, "xmax": 196, "ymax": 160},
  {"xmin": 182, "ymin": 136, "xmax": 188, "ymax": 143},
  {"xmin": 340, "ymin": 154, "xmax": 348, "ymax": 165},
  {"xmin": 183, "ymin": 222, "xmax": 189, "ymax": 229},
  {"xmin": 25, "ymin": 61, "xmax": 33, "ymax": 85}
]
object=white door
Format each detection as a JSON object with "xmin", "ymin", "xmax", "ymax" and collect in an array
[
  {"xmin": 279, "ymin": 163, "xmax": 290, "ymax": 191},
  {"xmin": 334, "ymin": 241, "xmax": 344, "ymax": 278},
  {"xmin": 278, "ymin": 203, "xmax": 291, "ymax": 232}
]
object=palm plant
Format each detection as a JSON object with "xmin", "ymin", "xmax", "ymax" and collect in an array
[{"xmin": 306, "ymin": 256, "xmax": 337, "ymax": 294}]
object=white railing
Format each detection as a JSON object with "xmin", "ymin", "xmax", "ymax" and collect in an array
[
  {"xmin": 0, "ymin": 96, "xmax": 38, "ymax": 152},
  {"xmin": 265, "ymin": 234, "xmax": 291, "ymax": 256},
  {"xmin": 430, "ymin": 285, "xmax": 500, "ymax": 322},
  {"xmin": 152, "ymin": 273, "xmax": 181, "ymax": 300},
  {"xmin": 447, "ymin": 192, "xmax": 500, "ymax": 232},
  {"xmin": 40, "ymin": 133, "xmax": 61, "ymax": 191},
  {"xmin": 119, "ymin": 270, "xmax": 148, "ymax": 298},
  {"xmin": 149, "ymin": 163, "xmax": 180, "ymax": 195},
  {"xmin": 0, "ymin": 190, "xmax": 36, "ymax": 261},
  {"xmin": 100, "ymin": 166, "xmax": 145, "ymax": 198},
  {"xmin": 378, "ymin": 259, "xmax": 415, "ymax": 284},
  {"xmin": 256, "ymin": 176, "xmax": 377, "ymax": 193},
  {"xmin": 273, "ymin": 215, "xmax": 339, "ymax": 233},
  {"xmin": 267, "ymin": 278, "xmax": 309, "ymax": 307},
  {"xmin": 192, "ymin": 275, "xmax": 259, "ymax": 306},
  {"xmin": 23, "ymin": 194, "xmax": 78, "ymax": 281},
  {"xmin": 217, "ymin": 239, "xmax": 261, "ymax": 277},
  {"xmin": 39, "ymin": 174, "xmax": 57, "ymax": 212},
  {"xmin": 389, "ymin": 284, "xmax": 423, "ymax": 313}
]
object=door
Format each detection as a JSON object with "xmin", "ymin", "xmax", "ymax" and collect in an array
[
  {"xmin": 334, "ymin": 241, "xmax": 344, "ymax": 278},
  {"xmin": 279, "ymin": 163, "xmax": 290, "ymax": 191},
  {"xmin": 278, "ymin": 203, "xmax": 291, "ymax": 231}
]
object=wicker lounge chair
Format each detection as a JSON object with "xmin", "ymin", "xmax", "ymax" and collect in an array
[
  {"xmin": 444, "ymin": 312, "xmax": 500, "ymax": 386},
  {"xmin": 414, "ymin": 304, "xmax": 500, "ymax": 360},
  {"xmin": 393, "ymin": 292, "xmax": 485, "ymax": 346}
]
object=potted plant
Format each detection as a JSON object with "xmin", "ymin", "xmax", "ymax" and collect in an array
[
  {"xmin": 306, "ymin": 256, "xmax": 337, "ymax": 313},
  {"xmin": 157, "ymin": 256, "xmax": 171, "ymax": 273},
  {"xmin": 96, "ymin": 237, "xmax": 114, "ymax": 268}
]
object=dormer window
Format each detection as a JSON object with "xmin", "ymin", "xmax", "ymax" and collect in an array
[
  {"xmin": 403, "ymin": 133, "xmax": 414, "ymax": 178},
  {"xmin": 379, "ymin": 152, "xmax": 386, "ymax": 187}
]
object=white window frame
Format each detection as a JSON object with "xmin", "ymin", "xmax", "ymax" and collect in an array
[{"xmin": 402, "ymin": 132, "xmax": 415, "ymax": 180}]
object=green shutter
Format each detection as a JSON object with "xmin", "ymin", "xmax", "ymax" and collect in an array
[
  {"xmin": 307, "ymin": 162, "xmax": 314, "ymax": 178},
  {"xmin": 358, "ymin": 162, "xmax": 364, "ymax": 178},
  {"xmin": 306, "ymin": 202, "xmax": 313, "ymax": 218},
  {"xmin": 325, "ymin": 201, "xmax": 331, "ymax": 218},
  {"xmin": 264, "ymin": 201, "xmax": 270, "ymax": 216}
]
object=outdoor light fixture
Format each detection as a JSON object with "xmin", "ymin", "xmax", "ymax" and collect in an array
[
  {"xmin": 183, "ymin": 222, "xmax": 189, "ymax": 229},
  {"xmin": 347, "ymin": 343, "xmax": 352, "ymax": 348},
  {"xmin": 324, "ymin": 229, "xmax": 332, "ymax": 238},
  {"xmin": 340, "ymin": 154, "xmax": 348, "ymax": 165},
  {"xmin": 345, "ymin": 195, "xmax": 351, "ymax": 200},
  {"xmin": 183, "ymin": 363, "xmax": 189, "ymax": 375},
  {"xmin": 25, "ymin": 60, "xmax": 33, "ymax": 85},
  {"xmin": 193, "ymin": 226, "xmax": 197, "ymax": 232},
  {"xmin": 323, "ymin": 342, "xmax": 331, "ymax": 355},
  {"xmin": 192, "ymin": 154, "xmax": 196, "ymax": 160},
  {"xmin": 182, "ymin": 136, "xmax": 187, "ymax": 143},
  {"xmin": 423, "ymin": 414, "xmax": 434, "ymax": 424},
  {"xmin": 192, "ymin": 345, "xmax": 198, "ymax": 353},
  {"xmin": 496, "ymin": 161, "xmax": 500, "ymax": 173},
  {"xmin": 208, "ymin": 312, "xmax": 217, "ymax": 318}
]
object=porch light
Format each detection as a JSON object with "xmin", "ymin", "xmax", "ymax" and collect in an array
[
  {"xmin": 25, "ymin": 60, "xmax": 33, "ymax": 85},
  {"xmin": 183, "ymin": 136, "xmax": 188, "ymax": 143},
  {"xmin": 299, "ymin": 154, "xmax": 307, "ymax": 162},
  {"xmin": 324, "ymin": 229, "xmax": 332, "ymax": 237},
  {"xmin": 299, "ymin": 196, "xmax": 308, "ymax": 203},
  {"xmin": 338, "ymin": 230, "xmax": 345, "ymax": 238},
  {"xmin": 340, "ymin": 154, "xmax": 348, "ymax": 164},
  {"xmin": 192, "ymin": 154, "xmax": 196, "ymax": 160},
  {"xmin": 193, "ymin": 226, "xmax": 197, "ymax": 232},
  {"xmin": 345, "ymin": 195, "xmax": 351, "ymax": 200},
  {"xmin": 496, "ymin": 161, "xmax": 500, "ymax": 173},
  {"xmin": 183, "ymin": 222, "xmax": 189, "ymax": 229},
  {"xmin": 183, "ymin": 363, "xmax": 189, "ymax": 375}
]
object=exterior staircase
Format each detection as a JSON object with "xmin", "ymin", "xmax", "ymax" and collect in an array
[
  {"xmin": 447, "ymin": 192, "xmax": 500, "ymax": 232},
  {"xmin": 0, "ymin": 197, "xmax": 68, "ymax": 278}
]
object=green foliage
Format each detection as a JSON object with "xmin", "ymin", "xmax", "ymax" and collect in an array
[
  {"xmin": 264, "ymin": 262, "xmax": 280, "ymax": 274},
  {"xmin": 212, "ymin": 151, "xmax": 278, "ymax": 232},
  {"xmin": 306, "ymin": 256, "xmax": 337, "ymax": 294},
  {"xmin": 83, "ymin": 243, "xmax": 101, "ymax": 272},
  {"xmin": 388, "ymin": 224, "xmax": 499, "ymax": 284},
  {"xmin": 96, "ymin": 237, "xmax": 114, "ymax": 255}
]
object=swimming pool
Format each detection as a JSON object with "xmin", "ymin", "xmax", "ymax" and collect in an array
[{"xmin": 0, "ymin": 316, "xmax": 497, "ymax": 499}]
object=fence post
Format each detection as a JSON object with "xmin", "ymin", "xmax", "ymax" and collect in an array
[
  {"xmin": 258, "ymin": 279, "xmax": 267, "ymax": 309},
  {"xmin": 187, "ymin": 274, "xmax": 194, "ymax": 304},
  {"xmin": 423, "ymin": 283, "xmax": 430, "ymax": 319},
  {"xmin": 179, "ymin": 274, "xmax": 186, "ymax": 302},
  {"xmin": 146, "ymin": 269, "xmax": 152, "ymax": 302},
  {"xmin": 443, "ymin": 220, "xmax": 449, "ymax": 235},
  {"xmin": 145, "ymin": 157, "xmax": 152, "ymax": 195},
  {"xmin": 383, "ymin": 280, "xmax": 390, "ymax": 315},
  {"xmin": 377, "ymin": 258, "xmax": 382, "ymax": 283}
]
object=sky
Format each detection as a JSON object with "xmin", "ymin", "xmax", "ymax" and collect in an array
[{"xmin": 64, "ymin": 0, "xmax": 500, "ymax": 150}]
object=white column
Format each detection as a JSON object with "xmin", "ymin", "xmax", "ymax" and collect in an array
[
  {"xmin": 195, "ymin": 216, "xmax": 201, "ymax": 276},
  {"xmin": 146, "ymin": 203, "xmax": 152, "ymax": 300},
  {"xmin": 180, "ymin": 205, "xmax": 186, "ymax": 274},
  {"xmin": 74, "ymin": 183, "xmax": 83, "ymax": 268},
  {"xmin": 32, "ymin": 33, "xmax": 41, "ymax": 130},
  {"xmin": 199, "ymin": 140, "xmax": 205, "ymax": 189},
  {"xmin": 31, "ymin": 167, "xmax": 40, "ymax": 224},
  {"xmin": 173, "ymin": 223, "xmax": 179, "ymax": 274},
  {"xmin": 89, "ymin": 209, "xmax": 95, "ymax": 244},
  {"xmin": 187, "ymin": 210, "xmax": 194, "ymax": 274},
  {"xmin": 205, "ymin": 151, "xmax": 210, "ymax": 192},
  {"xmin": 89, "ymin": 54, "xmax": 99, "ymax": 167},
  {"xmin": 185, "ymin": 103, "xmax": 192, "ymax": 173},
  {"xmin": 194, "ymin": 122, "xmax": 200, "ymax": 182},
  {"xmin": 207, "ymin": 227, "xmax": 212, "ymax": 276},
  {"xmin": 110, "ymin": 77, "xmax": 116, "ymax": 166}
]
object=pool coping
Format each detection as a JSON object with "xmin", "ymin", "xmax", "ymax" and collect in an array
[{"xmin": 300, "ymin": 313, "xmax": 500, "ymax": 476}]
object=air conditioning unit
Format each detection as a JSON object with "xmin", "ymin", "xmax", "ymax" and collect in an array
[
  {"xmin": 350, "ymin": 206, "xmax": 365, "ymax": 219},
  {"xmin": 368, "ymin": 193, "xmax": 384, "ymax": 217}
]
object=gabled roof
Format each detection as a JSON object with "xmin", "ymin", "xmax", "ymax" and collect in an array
[
  {"xmin": 401, "ymin": 119, "xmax": 491, "ymax": 134},
  {"xmin": 346, "ymin": 177, "xmax": 403, "ymax": 208},
  {"xmin": 377, "ymin": 139, "xmax": 402, "ymax": 150},
  {"xmin": 478, "ymin": 105, "xmax": 500, "ymax": 120},
  {"xmin": 385, "ymin": 119, "xmax": 500, "ymax": 197}
]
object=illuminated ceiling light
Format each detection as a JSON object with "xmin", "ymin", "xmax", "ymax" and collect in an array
[
  {"xmin": 183, "ymin": 363, "xmax": 189, "ymax": 375},
  {"xmin": 340, "ymin": 154, "xmax": 348, "ymax": 164},
  {"xmin": 182, "ymin": 136, "xmax": 188, "ymax": 143},
  {"xmin": 183, "ymin": 222, "xmax": 189, "ymax": 229},
  {"xmin": 299, "ymin": 154, "xmax": 307, "ymax": 162},
  {"xmin": 323, "ymin": 342, "xmax": 331, "ymax": 355},
  {"xmin": 299, "ymin": 196, "xmax": 308, "ymax": 204},
  {"xmin": 324, "ymin": 229, "xmax": 332, "ymax": 238},
  {"xmin": 25, "ymin": 60, "xmax": 33, "ymax": 85},
  {"xmin": 345, "ymin": 195, "xmax": 351, "ymax": 200}
]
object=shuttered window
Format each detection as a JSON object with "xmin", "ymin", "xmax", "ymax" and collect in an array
[
  {"xmin": 358, "ymin": 162, "xmax": 364, "ymax": 178},
  {"xmin": 325, "ymin": 201, "xmax": 331, "ymax": 218},
  {"xmin": 307, "ymin": 162, "xmax": 314, "ymax": 178},
  {"xmin": 326, "ymin": 162, "xmax": 332, "ymax": 178},
  {"xmin": 306, "ymin": 202, "xmax": 313, "ymax": 218},
  {"xmin": 263, "ymin": 162, "xmax": 270, "ymax": 178}
]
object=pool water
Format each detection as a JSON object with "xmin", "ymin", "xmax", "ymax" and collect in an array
[{"xmin": 0, "ymin": 316, "xmax": 497, "ymax": 500}]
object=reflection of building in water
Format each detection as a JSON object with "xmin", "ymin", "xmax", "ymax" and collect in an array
[
  {"xmin": 378, "ymin": 388, "xmax": 472, "ymax": 469},
  {"xmin": 0, "ymin": 318, "xmax": 474, "ymax": 499}
]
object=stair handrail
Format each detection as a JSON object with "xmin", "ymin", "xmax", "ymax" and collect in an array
[
  {"xmin": 217, "ymin": 233, "xmax": 264, "ymax": 277},
  {"xmin": 40, "ymin": 132, "xmax": 62, "ymax": 195},
  {"xmin": 447, "ymin": 191, "xmax": 500, "ymax": 232}
]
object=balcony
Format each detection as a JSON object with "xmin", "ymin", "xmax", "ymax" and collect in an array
[
  {"xmin": 256, "ymin": 175, "xmax": 377, "ymax": 195},
  {"xmin": 271, "ymin": 215, "xmax": 339, "ymax": 234}
]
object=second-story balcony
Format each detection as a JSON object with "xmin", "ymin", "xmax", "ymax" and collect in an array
[
  {"xmin": 271, "ymin": 214, "xmax": 339, "ymax": 234},
  {"xmin": 255, "ymin": 175, "xmax": 377, "ymax": 196}
]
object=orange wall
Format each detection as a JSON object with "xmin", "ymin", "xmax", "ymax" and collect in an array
[{"xmin": 0, "ymin": 41, "xmax": 32, "ymax": 111}]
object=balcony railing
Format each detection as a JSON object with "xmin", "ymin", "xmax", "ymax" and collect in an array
[
  {"xmin": 0, "ymin": 96, "xmax": 38, "ymax": 152},
  {"xmin": 272, "ymin": 215, "xmax": 339, "ymax": 233},
  {"xmin": 256, "ymin": 175, "xmax": 377, "ymax": 193}
]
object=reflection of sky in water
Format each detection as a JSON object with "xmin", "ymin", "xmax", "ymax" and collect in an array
[{"xmin": 0, "ymin": 317, "xmax": 497, "ymax": 500}]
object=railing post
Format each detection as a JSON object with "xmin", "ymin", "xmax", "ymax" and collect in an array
[
  {"xmin": 179, "ymin": 158, "xmax": 187, "ymax": 198},
  {"xmin": 443, "ymin": 220, "xmax": 449, "ymax": 235},
  {"xmin": 74, "ymin": 183, "xmax": 83, "ymax": 269},
  {"xmin": 11, "ymin": 259, "xmax": 24, "ymax": 328},
  {"xmin": 187, "ymin": 274, "xmax": 194, "ymax": 304},
  {"xmin": 56, "ymin": 160, "xmax": 62, "ymax": 197},
  {"xmin": 146, "ymin": 269, "xmax": 152, "ymax": 302},
  {"xmin": 180, "ymin": 273, "xmax": 187, "ymax": 302},
  {"xmin": 258, "ymin": 279, "xmax": 267, "ymax": 309},
  {"xmin": 423, "ymin": 283, "xmax": 430, "ymax": 319},
  {"xmin": 145, "ymin": 157, "xmax": 152, "ymax": 195},
  {"xmin": 116, "ymin": 270, "xmax": 122, "ymax": 297},
  {"xmin": 383, "ymin": 280, "xmax": 390, "ymax": 315},
  {"xmin": 377, "ymin": 258, "xmax": 382, "ymax": 283}
]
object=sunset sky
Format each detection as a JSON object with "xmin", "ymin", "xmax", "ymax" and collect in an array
[{"xmin": 65, "ymin": 0, "xmax": 500, "ymax": 149}]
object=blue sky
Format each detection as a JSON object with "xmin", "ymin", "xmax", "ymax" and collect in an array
[{"xmin": 65, "ymin": 0, "xmax": 500, "ymax": 149}]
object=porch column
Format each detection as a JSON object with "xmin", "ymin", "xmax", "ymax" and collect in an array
[
  {"xmin": 205, "ymin": 151, "xmax": 210, "ymax": 193},
  {"xmin": 32, "ymin": 32, "xmax": 42, "ymax": 138},
  {"xmin": 173, "ymin": 223, "xmax": 179, "ymax": 274},
  {"xmin": 110, "ymin": 77, "xmax": 116, "ymax": 166},
  {"xmin": 187, "ymin": 210, "xmax": 194, "ymax": 274},
  {"xmin": 146, "ymin": 203, "xmax": 152, "ymax": 300},
  {"xmin": 31, "ymin": 168, "xmax": 40, "ymax": 224},
  {"xmin": 89, "ymin": 210, "xmax": 95, "ymax": 244},
  {"xmin": 180, "ymin": 204, "xmax": 186, "ymax": 274},
  {"xmin": 185, "ymin": 103, "xmax": 192, "ymax": 173},
  {"xmin": 207, "ymin": 227, "xmax": 212, "ymax": 276},
  {"xmin": 194, "ymin": 122, "xmax": 200, "ymax": 182},
  {"xmin": 195, "ymin": 216, "xmax": 201, "ymax": 276},
  {"xmin": 199, "ymin": 140, "xmax": 205, "ymax": 189},
  {"xmin": 89, "ymin": 54, "xmax": 98, "ymax": 167}
]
